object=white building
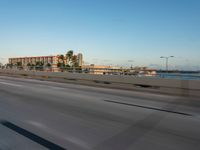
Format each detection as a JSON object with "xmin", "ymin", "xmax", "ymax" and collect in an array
[{"xmin": 77, "ymin": 53, "xmax": 83, "ymax": 67}]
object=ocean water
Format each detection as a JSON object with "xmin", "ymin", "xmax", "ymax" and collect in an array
[{"xmin": 157, "ymin": 73, "xmax": 200, "ymax": 80}]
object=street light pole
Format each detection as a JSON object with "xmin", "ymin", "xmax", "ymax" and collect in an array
[
  {"xmin": 166, "ymin": 57, "xmax": 169, "ymax": 71},
  {"xmin": 0, "ymin": 58, "xmax": 5, "ymax": 68},
  {"xmin": 128, "ymin": 60, "xmax": 134, "ymax": 69},
  {"xmin": 0, "ymin": 58, "xmax": 6, "ymax": 64},
  {"xmin": 160, "ymin": 56, "xmax": 174, "ymax": 72}
]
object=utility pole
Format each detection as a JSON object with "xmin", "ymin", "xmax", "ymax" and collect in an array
[{"xmin": 160, "ymin": 56, "xmax": 174, "ymax": 72}]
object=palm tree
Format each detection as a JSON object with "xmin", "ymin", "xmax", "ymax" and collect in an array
[
  {"xmin": 27, "ymin": 63, "xmax": 31, "ymax": 67},
  {"xmin": 72, "ymin": 55, "xmax": 78, "ymax": 67},
  {"xmin": 58, "ymin": 55, "xmax": 65, "ymax": 68},
  {"xmin": 71, "ymin": 55, "xmax": 80, "ymax": 72},
  {"xmin": 59, "ymin": 55, "xmax": 65, "ymax": 62},
  {"xmin": 66, "ymin": 50, "xmax": 73, "ymax": 66},
  {"xmin": 27, "ymin": 63, "xmax": 33, "ymax": 70},
  {"xmin": 57, "ymin": 62, "xmax": 62, "ymax": 68},
  {"xmin": 35, "ymin": 61, "xmax": 40, "ymax": 66},
  {"xmin": 35, "ymin": 61, "xmax": 44, "ymax": 70},
  {"xmin": 6, "ymin": 63, "xmax": 13, "ymax": 69},
  {"xmin": 45, "ymin": 63, "xmax": 52, "ymax": 71},
  {"xmin": 46, "ymin": 63, "xmax": 51, "ymax": 67},
  {"xmin": 16, "ymin": 62, "xmax": 22, "ymax": 67}
]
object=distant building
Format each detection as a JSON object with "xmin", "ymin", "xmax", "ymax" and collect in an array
[
  {"xmin": 82, "ymin": 64, "xmax": 121, "ymax": 75},
  {"xmin": 77, "ymin": 53, "xmax": 83, "ymax": 67},
  {"xmin": 82, "ymin": 65, "xmax": 157, "ymax": 76},
  {"xmin": 8, "ymin": 53, "xmax": 84, "ymax": 71},
  {"xmin": 8, "ymin": 56, "xmax": 58, "ymax": 71},
  {"xmin": 9, "ymin": 56, "xmax": 57, "ymax": 66},
  {"xmin": 128, "ymin": 67, "xmax": 157, "ymax": 76}
]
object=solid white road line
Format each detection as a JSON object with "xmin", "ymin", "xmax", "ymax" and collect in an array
[{"xmin": 0, "ymin": 81, "xmax": 23, "ymax": 87}]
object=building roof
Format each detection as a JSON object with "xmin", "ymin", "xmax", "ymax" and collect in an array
[{"xmin": 9, "ymin": 56, "xmax": 56, "ymax": 59}]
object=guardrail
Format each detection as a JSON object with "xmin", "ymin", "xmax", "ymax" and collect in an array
[
  {"xmin": 2, "ymin": 67, "xmax": 200, "ymax": 80},
  {"xmin": 3, "ymin": 66, "xmax": 156, "ymax": 75},
  {"xmin": 1, "ymin": 69, "xmax": 200, "ymax": 97}
]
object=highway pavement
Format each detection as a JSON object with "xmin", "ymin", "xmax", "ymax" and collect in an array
[{"xmin": 0, "ymin": 75, "xmax": 200, "ymax": 150}]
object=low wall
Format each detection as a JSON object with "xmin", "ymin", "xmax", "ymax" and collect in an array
[{"xmin": 1, "ymin": 69, "xmax": 200, "ymax": 97}]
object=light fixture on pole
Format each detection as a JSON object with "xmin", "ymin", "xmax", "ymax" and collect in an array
[{"xmin": 160, "ymin": 56, "xmax": 174, "ymax": 72}]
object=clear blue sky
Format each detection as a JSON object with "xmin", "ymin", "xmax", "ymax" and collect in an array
[{"xmin": 0, "ymin": 0, "xmax": 200, "ymax": 70}]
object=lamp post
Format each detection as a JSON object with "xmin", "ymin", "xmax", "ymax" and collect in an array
[
  {"xmin": 128, "ymin": 60, "xmax": 134, "ymax": 69},
  {"xmin": 160, "ymin": 56, "xmax": 174, "ymax": 72},
  {"xmin": 0, "ymin": 57, "xmax": 6, "ymax": 63},
  {"xmin": 0, "ymin": 58, "xmax": 6, "ymax": 68}
]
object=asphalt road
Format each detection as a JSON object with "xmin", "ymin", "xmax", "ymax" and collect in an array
[{"xmin": 0, "ymin": 75, "xmax": 200, "ymax": 150}]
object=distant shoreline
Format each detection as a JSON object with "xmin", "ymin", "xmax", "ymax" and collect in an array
[
  {"xmin": 157, "ymin": 72, "xmax": 200, "ymax": 80},
  {"xmin": 157, "ymin": 70, "xmax": 200, "ymax": 74}
]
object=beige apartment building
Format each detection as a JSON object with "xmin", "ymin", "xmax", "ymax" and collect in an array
[
  {"xmin": 8, "ymin": 53, "xmax": 83, "ymax": 71},
  {"xmin": 9, "ymin": 56, "xmax": 57, "ymax": 67}
]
